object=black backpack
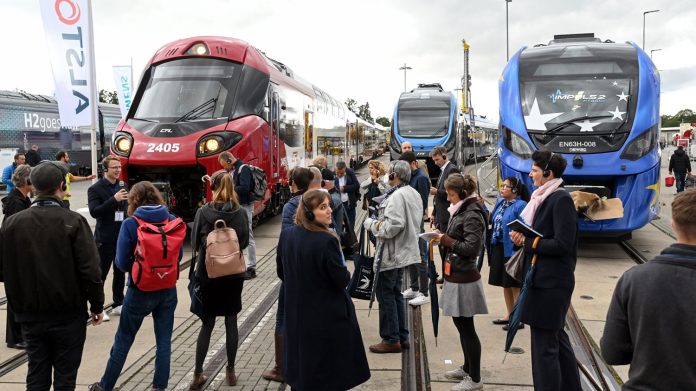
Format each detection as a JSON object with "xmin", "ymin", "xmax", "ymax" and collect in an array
[{"xmin": 240, "ymin": 164, "xmax": 268, "ymax": 201}]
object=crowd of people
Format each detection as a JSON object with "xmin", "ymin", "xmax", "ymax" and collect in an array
[{"xmin": 1, "ymin": 143, "xmax": 694, "ymax": 391}]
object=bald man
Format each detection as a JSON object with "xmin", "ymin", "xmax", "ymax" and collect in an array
[{"xmin": 401, "ymin": 142, "xmax": 430, "ymax": 184}]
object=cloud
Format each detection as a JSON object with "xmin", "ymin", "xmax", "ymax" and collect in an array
[{"xmin": 1, "ymin": 0, "xmax": 694, "ymax": 121}]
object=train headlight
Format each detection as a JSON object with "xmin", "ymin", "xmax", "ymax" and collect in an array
[
  {"xmin": 196, "ymin": 132, "xmax": 243, "ymax": 158},
  {"xmin": 621, "ymin": 126, "xmax": 657, "ymax": 161},
  {"xmin": 187, "ymin": 43, "xmax": 209, "ymax": 56},
  {"xmin": 112, "ymin": 133, "xmax": 133, "ymax": 157},
  {"xmin": 503, "ymin": 127, "xmax": 533, "ymax": 159},
  {"xmin": 198, "ymin": 136, "xmax": 223, "ymax": 155}
]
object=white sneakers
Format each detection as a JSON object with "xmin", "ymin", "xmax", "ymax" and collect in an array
[
  {"xmin": 102, "ymin": 311, "xmax": 110, "ymax": 322},
  {"xmin": 408, "ymin": 293, "xmax": 431, "ymax": 306},
  {"xmin": 111, "ymin": 305, "xmax": 122, "ymax": 316},
  {"xmin": 444, "ymin": 366, "xmax": 469, "ymax": 380},
  {"xmin": 451, "ymin": 377, "xmax": 483, "ymax": 391},
  {"xmin": 402, "ymin": 288, "xmax": 418, "ymax": 299}
]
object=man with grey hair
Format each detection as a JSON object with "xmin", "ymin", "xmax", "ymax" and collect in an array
[
  {"xmin": 335, "ymin": 161, "xmax": 360, "ymax": 233},
  {"xmin": 363, "ymin": 160, "xmax": 423, "ymax": 353}
]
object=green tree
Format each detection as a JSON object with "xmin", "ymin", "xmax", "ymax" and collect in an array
[
  {"xmin": 345, "ymin": 98, "xmax": 358, "ymax": 114},
  {"xmin": 358, "ymin": 102, "xmax": 373, "ymax": 122},
  {"xmin": 376, "ymin": 116, "xmax": 391, "ymax": 127},
  {"xmin": 661, "ymin": 109, "xmax": 696, "ymax": 127},
  {"xmin": 99, "ymin": 89, "xmax": 119, "ymax": 104}
]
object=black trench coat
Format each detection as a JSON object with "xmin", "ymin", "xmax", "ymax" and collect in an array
[
  {"xmin": 520, "ymin": 189, "xmax": 578, "ymax": 330},
  {"xmin": 278, "ymin": 225, "xmax": 370, "ymax": 391}
]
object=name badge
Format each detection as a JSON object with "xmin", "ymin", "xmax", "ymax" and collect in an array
[{"xmin": 115, "ymin": 211, "xmax": 125, "ymax": 222}]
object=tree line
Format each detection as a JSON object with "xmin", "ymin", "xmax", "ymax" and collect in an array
[
  {"xmin": 661, "ymin": 109, "xmax": 695, "ymax": 127},
  {"xmin": 345, "ymin": 98, "xmax": 390, "ymax": 127}
]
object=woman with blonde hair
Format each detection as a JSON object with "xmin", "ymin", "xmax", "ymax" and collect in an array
[
  {"xmin": 188, "ymin": 170, "xmax": 249, "ymax": 389},
  {"xmin": 361, "ymin": 159, "xmax": 389, "ymax": 210},
  {"xmin": 278, "ymin": 189, "xmax": 370, "ymax": 390}
]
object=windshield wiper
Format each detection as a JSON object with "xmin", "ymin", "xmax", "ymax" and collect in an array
[
  {"xmin": 175, "ymin": 86, "xmax": 223, "ymax": 123},
  {"xmin": 130, "ymin": 117, "xmax": 159, "ymax": 123},
  {"xmin": 174, "ymin": 98, "xmax": 217, "ymax": 123},
  {"xmin": 543, "ymin": 115, "xmax": 612, "ymax": 137}
]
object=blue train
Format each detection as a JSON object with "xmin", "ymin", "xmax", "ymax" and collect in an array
[
  {"xmin": 389, "ymin": 83, "xmax": 458, "ymax": 183},
  {"xmin": 499, "ymin": 34, "xmax": 661, "ymax": 236}
]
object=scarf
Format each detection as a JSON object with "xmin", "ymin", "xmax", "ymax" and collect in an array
[
  {"xmin": 447, "ymin": 194, "xmax": 477, "ymax": 217},
  {"xmin": 520, "ymin": 178, "xmax": 563, "ymax": 225}
]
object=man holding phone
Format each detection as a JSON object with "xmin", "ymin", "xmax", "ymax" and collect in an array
[{"xmin": 88, "ymin": 155, "xmax": 128, "ymax": 320}]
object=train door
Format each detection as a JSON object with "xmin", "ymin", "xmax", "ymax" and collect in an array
[
  {"xmin": 304, "ymin": 111, "xmax": 313, "ymax": 162},
  {"xmin": 270, "ymin": 89, "xmax": 281, "ymax": 179}
]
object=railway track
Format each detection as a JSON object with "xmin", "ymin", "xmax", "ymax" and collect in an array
[{"xmin": 0, "ymin": 256, "xmax": 195, "ymax": 378}]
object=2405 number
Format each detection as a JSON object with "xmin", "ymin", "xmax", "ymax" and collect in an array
[{"xmin": 146, "ymin": 143, "xmax": 180, "ymax": 152}]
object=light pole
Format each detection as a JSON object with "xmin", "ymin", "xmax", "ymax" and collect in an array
[
  {"xmin": 642, "ymin": 9, "xmax": 659, "ymax": 50},
  {"xmin": 650, "ymin": 48, "xmax": 662, "ymax": 59},
  {"xmin": 505, "ymin": 0, "xmax": 512, "ymax": 61},
  {"xmin": 399, "ymin": 63, "xmax": 412, "ymax": 92}
]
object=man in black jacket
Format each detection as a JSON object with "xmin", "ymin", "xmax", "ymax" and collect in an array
[
  {"xmin": 429, "ymin": 146, "xmax": 460, "ymax": 231},
  {"xmin": 601, "ymin": 190, "xmax": 696, "ymax": 390},
  {"xmin": 429, "ymin": 147, "xmax": 460, "ymax": 280},
  {"xmin": 219, "ymin": 151, "xmax": 257, "ymax": 279},
  {"xmin": 668, "ymin": 145, "xmax": 691, "ymax": 193},
  {"xmin": 334, "ymin": 161, "xmax": 360, "ymax": 233},
  {"xmin": 0, "ymin": 161, "xmax": 104, "ymax": 390},
  {"xmin": 88, "ymin": 155, "xmax": 128, "ymax": 318}
]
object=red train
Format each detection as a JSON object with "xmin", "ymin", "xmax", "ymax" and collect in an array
[{"xmin": 111, "ymin": 36, "xmax": 386, "ymax": 220}]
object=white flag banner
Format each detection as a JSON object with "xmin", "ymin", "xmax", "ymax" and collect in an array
[
  {"xmin": 39, "ymin": 0, "xmax": 95, "ymax": 127},
  {"xmin": 112, "ymin": 66, "xmax": 133, "ymax": 117}
]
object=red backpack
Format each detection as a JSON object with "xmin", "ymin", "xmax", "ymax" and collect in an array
[{"xmin": 131, "ymin": 216, "xmax": 186, "ymax": 291}]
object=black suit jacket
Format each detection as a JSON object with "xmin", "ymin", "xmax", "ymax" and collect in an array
[
  {"xmin": 335, "ymin": 168, "xmax": 360, "ymax": 207},
  {"xmin": 88, "ymin": 178, "xmax": 127, "ymax": 244},
  {"xmin": 432, "ymin": 161, "xmax": 460, "ymax": 230},
  {"xmin": 519, "ymin": 189, "xmax": 578, "ymax": 330}
]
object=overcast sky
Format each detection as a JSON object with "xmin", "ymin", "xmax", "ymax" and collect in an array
[{"xmin": 2, "ymin": 0, "xmax": 694, "ymax": 121}]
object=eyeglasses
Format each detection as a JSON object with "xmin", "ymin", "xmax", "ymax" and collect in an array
[{"xmin": 500, "ymin": 184, "xmax": 511, "ymax": 189}]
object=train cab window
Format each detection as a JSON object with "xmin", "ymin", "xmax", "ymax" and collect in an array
[{"xmin": 134, "ymin": 58, "xmax": 242, "ymax": 123}]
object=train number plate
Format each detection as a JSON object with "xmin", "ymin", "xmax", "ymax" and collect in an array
[{"xmin": 146, "ymin": 143, "xmax": 180, "ymax": 153}]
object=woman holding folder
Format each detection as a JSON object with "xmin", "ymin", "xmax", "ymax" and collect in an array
[
  {"xmin": 487, "ymin": 177, "xmax": 529, "ymax": 329},
  {"xmin": 509, "ymin": 151, "xmax": 581, "ymax": 391}
]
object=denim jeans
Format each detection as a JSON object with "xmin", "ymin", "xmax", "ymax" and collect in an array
[
  {"xmin": 22, "ymin": 315, "xmax": 86, "ymax": 391},
  {"xmin": 675, "ymin": 172, "xmax": 687, "ymax": 193},
  {"xmin": 376, "ymin": 268, "xmax": 408, "ymax": 343},
  {"xmin": 242, "ymin": 203, "xmax": 257, "ymax": 268},
  {"xmin": 99, "ymin": 287, "xmax": 177, "ymax": 390}
]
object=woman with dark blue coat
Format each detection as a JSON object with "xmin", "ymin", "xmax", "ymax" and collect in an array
[
  {"xmin": 277, "ymin": 189, "xmax": 370, "ymax": 391},
  {"xmin": 510, "ymin": 151, "xmax": 581, "ymax": 391},
  {"xmin": 487, "ymin": 177, "xmax": 528, "ymax": 327}
]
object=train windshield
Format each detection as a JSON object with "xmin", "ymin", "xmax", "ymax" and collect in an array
[
  {"xmin": 397, "ymin": 96, "xmax": 451, "ymax": 138},
  {"xmin": 134, "ymin": 58, "xmax": 242, "ymax": 123},
  {"xmin": 519, "ymin": 47, "xmax": 638, "ymax": 134}
]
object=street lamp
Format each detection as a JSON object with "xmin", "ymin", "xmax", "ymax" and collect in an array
[
  {"xmin": 505, "ymin": 0, "xmax": 512, "ymax": 61},
  {"xmin": 642, "ymin": 9, "xmax": 659, "ymax": 50},
  {"xmin": 650, "ymin": 48, "xmax": 662, "ymax": 59},
  {"xmin": 399, "ymin": 63, "xmax": 412, "ymax": 92}
]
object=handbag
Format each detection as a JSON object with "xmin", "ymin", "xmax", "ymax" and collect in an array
[
  {"xmin": 188, "ymin": 245, "xmax": 204, "ymax": 318},
  {"xmin": 504, "ymin": 248, "xmax": 525, "ymax": 282},
  {"xmin": 340, "ymin": 213, "xmax": 359, "ymax": 256},
  {"xmin": 348, "ymin": 225, "xmax": 374, "ymax": 300}
]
